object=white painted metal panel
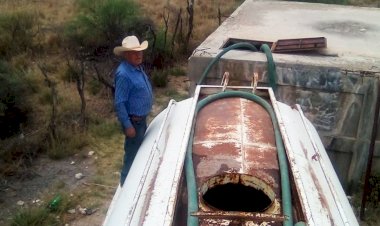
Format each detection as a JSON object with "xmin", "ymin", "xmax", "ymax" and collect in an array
[
  {"xmin": 300, "ymin": 107, "xmax": 360, "ymax": 225},
  {"xmin": 103, "ymin": 98, "xmax": 196, "ymax": 226},
  {"xmin": 103, "ymin": 102, "xmax": 169, "ymax": 226},
  {"xmin": 274, "ymin": 101, "xmax": 359, "ymax": 226},
  {"xmin": 142, "ymin": 94, "xmax": 198, "ymax": 225}
]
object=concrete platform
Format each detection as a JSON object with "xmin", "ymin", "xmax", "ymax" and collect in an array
[
  {"xmin": 188, "ymin": 0, "xmax": 380, "ymax": 193},
  {"xmin": 192, "ymin": 0, "xmax": 380, "ymax": 71}
]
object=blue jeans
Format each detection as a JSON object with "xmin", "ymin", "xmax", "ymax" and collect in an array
[{"xmin": 120, "ymin": 118, "xmax": 147, "ymax": 186}]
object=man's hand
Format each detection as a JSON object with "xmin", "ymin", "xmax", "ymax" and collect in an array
[{"xmin": 125, "ymin": 127, "xmax": 136, "ymax": 138}]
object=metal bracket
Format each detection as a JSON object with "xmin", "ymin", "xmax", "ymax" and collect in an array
[
  {"xmin": 251, "ymin": 72, "xmax": 259, "ymax": 93},
  {"xmin": 221, "ymin": 71, "xmax": 230, "ymax": 92}
]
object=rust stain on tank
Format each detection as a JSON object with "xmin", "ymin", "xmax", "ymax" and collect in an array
[
  {"xmin": 193, "ymin": 98, "xmax": 278, "ymax": 177},
  {"xmin": 192, "ymin": 97, "xmax": 281, "ymax": 224},
  {"xmin": 299, "ymin": 141, "xmax": 333, "ymax": 223}
]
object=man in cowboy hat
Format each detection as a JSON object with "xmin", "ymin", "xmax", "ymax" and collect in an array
[{"xmin": 113, "ymin": 35, "xmax": 153, "ymax": 186}]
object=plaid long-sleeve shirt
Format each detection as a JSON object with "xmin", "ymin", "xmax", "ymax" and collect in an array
[{"xmin": 114, "ymin": 61, "xmax": 153, "ymax": 129}]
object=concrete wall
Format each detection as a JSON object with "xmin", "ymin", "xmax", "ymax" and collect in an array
[{"xmin": 188, "ymin": 55, "xmax": 380, "ymax": 193}]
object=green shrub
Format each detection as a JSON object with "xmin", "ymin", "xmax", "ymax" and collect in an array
[
  {"xmin": 11, "ymin": 208, "xmax": 58, "ymax": 226},
  {"xmin": 169, "ymin": 66, "xmax": 186, "ymax": 77},
  {"xmin": 153, "ymin": 28, "xmax": 172, "ymax": 56},
  {"xmin": 0, "ymin": 11, "xmax": 39, "ymax": 58},
  {"xmin": 0, "ymin": 61, "xmax": 43, "ymax": 177},
  {"xmin": 38, "ymin": 88, "xmax": 55, "ymax": 105},
  {"xmin": 165, "ymin": 88, "xmax": 188, "ymax": 101},
  {"xmin": 44, "ymin": 101, "xmax": 90, "ymax": 159},
  {"xmin": 87, "ymin": 79, "xmax": 102, "ymax": 95},
  {"xmin": 0, "ymin": 129, "xmax": 45, "ymax": 173},
  {"xmin": 151, "ymin": 69, "xmax": 168, "ymax": 87},
  {"xmin": 46, "ymin": 130, "xmax": 89, "ymax": 159},
  {"xmin": 64, "ymin": 0, "xmax": 145, "ymax": 57},
  {"xmin": 10, "ymin": 192, "xmax": 77, "ymax": 226},
  {"xmin": 145, "ymin": 28, "xmax": 174, "ymax": 70},
  {"xmin": 60, "ymin": 64, "xmax": 79, "ymax": 83},
  {"xmin": 10, "ymin": 53, "xmax": 30, "ymax": 70},
  {"xmin": 150, "ymin": 66, "xmax": 187, "ymax": 88},
  {"xmin": 89, "ymin": 120, "xmax": 120, "ymax": 138},
  {"xmin": 63, "ymin": 0, "xmax": 176, "ymax": 72},
  {"xmin": 368, "ymin": 174, "xmax": 380, "ymax": 207},
  {"xmin": 0, "ymin": 61, "xmax": 31, "ymax": 139}
]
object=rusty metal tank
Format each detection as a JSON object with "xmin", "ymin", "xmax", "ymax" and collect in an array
[{"xmin": 192, "ymin": 97, "xmax": 283, "ymax": 225}]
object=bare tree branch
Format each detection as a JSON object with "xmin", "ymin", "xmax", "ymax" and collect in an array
[
  {"xmin": 65, "ymin": 58, "xmax": 87, "ymax": 129},
  {"xmin": 163, "ymin": 7, "xmax": 170, "ymax": 48},
  {"xmin": 92, "ymin": 64, "xmax": 115, "ymax": 95},
  {"xmin": 185, "ymin": 0, "xmax": 194, "ymax": 53},
  {"xmin": 37, "ymin": 64, "xmax": 58, "ymax": 139},
  {"xmin": 171, "ymin": 8, "xmax": 182, "ymax": 56}
]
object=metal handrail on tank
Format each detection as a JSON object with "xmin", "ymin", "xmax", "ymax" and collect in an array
[{"xmin": 186, "ymin": 43, "xmax": 294, "ymax": 226}]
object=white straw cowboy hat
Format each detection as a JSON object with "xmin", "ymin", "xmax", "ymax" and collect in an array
[{"xmin": 113, "ymin": 36, "xmax": 148, "ymax": 56}]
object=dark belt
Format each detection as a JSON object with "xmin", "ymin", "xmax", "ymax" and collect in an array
[{"xmin": 129, "ymin": 114, "xmax": 145, "ymax": 122}]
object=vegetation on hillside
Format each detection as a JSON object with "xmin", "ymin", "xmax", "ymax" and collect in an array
[
  {"xmin": 0, "ymin": 0, "xmax": 244, "ymax": 177},
  {"xmin": 0, "ymin": 0, "xmax": 242, "ymax": 225}
]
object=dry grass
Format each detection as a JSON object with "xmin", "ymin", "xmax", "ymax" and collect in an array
[
  {"xmin": 349, "ymin": 0, "xmax": 380, "ymax": 6},
  {"xmin": 0, "ymin": 0, "xmax": 75, "ymax": 24},
  {"xmin": 140, "ymin": 0, "xmax": 243, "ymax": 50}
]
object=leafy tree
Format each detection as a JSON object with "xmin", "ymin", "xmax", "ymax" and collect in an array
[{"xmin": 64, "ymin": 0, "xmax": 150, "ymax": 58}]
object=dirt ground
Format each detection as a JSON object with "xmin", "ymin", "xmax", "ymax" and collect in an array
[{"xmin": 0, "ymin": 144, "xmax": 118, "ymax": 225}]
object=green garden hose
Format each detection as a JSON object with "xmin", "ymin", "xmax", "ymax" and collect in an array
[
  {"xmin": 260, "ymin": 44, "xmax": 277, "ymax": 92},
  {"xmin": 197, "ymin": 42, "xmax": 257, "ymax": 85},
  {"xmin": 185, "ymin": 123, "xmax": 199, "ymax": 226},
  {"xmin": 197, "ymin": 43, "xmax": 277, "ymax": 92}
]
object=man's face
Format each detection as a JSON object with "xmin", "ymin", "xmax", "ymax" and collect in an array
[{"xmin": 124, "ymin": 51, "xmax": 143, "ymax": 66}]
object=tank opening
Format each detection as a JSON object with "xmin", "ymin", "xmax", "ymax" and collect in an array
[
  {"xmin": 221, "ymin": 38, "xmax": 273, "ymax": 51},
  {"xmin": 202, "ymin": 182, "xmax": 272, "ymax": 212}
]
